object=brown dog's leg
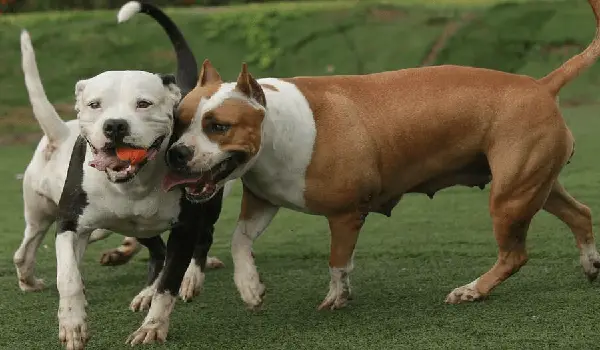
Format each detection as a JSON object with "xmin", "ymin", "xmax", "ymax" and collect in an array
[
  {"xmin": 318, "ymin": 212, "xmax": 365, "ymax": 310},
  {"xmin": 543, "ymin": 181, "xmax": 600, "ymax": 280},
  {"xmin": 446, "ymin": 136, "xmax": 567, "ymax": 304},
  {"xmin": 99, "ymin": 237, "xmax": 142, "ymax": 266}
]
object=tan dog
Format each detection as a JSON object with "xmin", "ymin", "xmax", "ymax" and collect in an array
[{"xmin": 162, "ymin": 0, "xmax": 600, "ymax": 310}]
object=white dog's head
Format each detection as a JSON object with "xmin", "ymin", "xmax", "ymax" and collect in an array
[{"xmin": 75, "ymin": 70, "xmax": 181, "ymax": 182}]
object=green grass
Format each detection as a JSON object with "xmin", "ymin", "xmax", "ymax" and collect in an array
[{"xmin": 1, "ymin": 105, "xmax": 600, "ymax": 349}]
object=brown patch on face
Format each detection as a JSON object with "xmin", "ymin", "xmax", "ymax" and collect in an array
[
  {"xmin": 202, "ymin": 98, "xmax": 265, "ymax": 158},
  {"xmin": 176, "ymin": 59, "xmax": 225, "ymax": 127},
  {"xmin": 177, "ymin": 83, "xmax": 221, "ymax": 126},
  {"xmin": 260, "ymin": 84, "xmax": 279, "ymax": 92}
]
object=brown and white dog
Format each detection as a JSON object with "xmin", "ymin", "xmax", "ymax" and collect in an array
[{"xmin": 161, "ymin": 0, "xmax": 600, "ymax": 309}]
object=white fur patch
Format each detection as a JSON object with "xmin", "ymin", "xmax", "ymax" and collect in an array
[
  {"xmin": 241, "ymin": 78, "xmax": 317, "ymax": 212},
  {"xmin": 179, "ymin": 258, "xmax": 205, "ymax": 302},
  {"xmin": 232, "ymin": 206, "xmax": 279, "ymax": 308},
  {"xmin": 117, "ymin": 1, "xmax": 142, "ymax": 23},
  {"xmin": 56, "ymin": 231, "xmax": 89, "ymax": 349},
  {"xmin": 127, "ymin": 292, "xmax": 175, "ymax": 345},
  {"xmin": 200, "ymin": 83, "xmax": 266, "ymax": 114}
]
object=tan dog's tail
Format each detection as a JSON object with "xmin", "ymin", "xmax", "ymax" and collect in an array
[
  {"xmin": 20, "ymin": 30, "xmax": 70, "ymax": 144},
  {"xmin": 539, "ymin": 0, "xmax": 600, "ymax": 95}
]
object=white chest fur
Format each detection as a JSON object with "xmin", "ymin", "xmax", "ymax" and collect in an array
[
  {"xmin": 79, "ymin": 159, "xmax": 181, "ymax": 236},
  {"xmin": 241, "ymin": 78, "xmax": 317, "ymax": 213}
]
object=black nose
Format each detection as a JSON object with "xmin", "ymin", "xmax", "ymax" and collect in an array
[
  {"xmin": 103, "ymin": 119, "xmax": 130, "ymax": 141},
  {"xmin": 167, "ymin": 145, "xmax": 193, "ymax": 169}
]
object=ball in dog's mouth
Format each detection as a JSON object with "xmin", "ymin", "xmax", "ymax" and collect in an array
[
  {"xmin": 162, "ymin": 156, "xmax": 239, "ymax": 202},
  {"xmin": 87, "ymin": 135, "xmax": 165, "ymax": 181}
]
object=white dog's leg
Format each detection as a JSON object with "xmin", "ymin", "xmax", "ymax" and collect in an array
[
  {"xmin": 14, "ymin": 192, "xmax": 56, "ymax": 292},
  {"xmin": 232, "ymin": 189, "xmax": 279, "ymax": 309},
  {"xmin": 56, "ymin": 230, "xmax": 91, "ymax": 350}
]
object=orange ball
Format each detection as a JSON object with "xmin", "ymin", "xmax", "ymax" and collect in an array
[{"xmin": 116, "ymin": 148, "xmax": 148, "ymax": 165}]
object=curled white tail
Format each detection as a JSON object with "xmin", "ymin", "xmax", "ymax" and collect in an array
[{"xmin": 20, "ymin": 30, "xmax": 69, "ymax": 144}]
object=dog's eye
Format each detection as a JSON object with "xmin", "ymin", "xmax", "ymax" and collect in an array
[
  {"xmin": 137, "ymin": 100, "xmax": 153, "ymax": 109},
  {"xmin": 88, "ymin": 101, "xmax": 101, "ymax": 109},
  {"xmin": 207, "ymin": 123, "xmax": 231, "ymax": 134}
]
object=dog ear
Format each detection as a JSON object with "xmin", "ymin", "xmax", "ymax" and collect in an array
[
  {"xmin": 235, "ymin": 63, "xmax": 266, "ymax": 107},
  {"xmin": 156, "ymin": 73, "xmax": 182, "ymax": 104},
  {"xmin": 198, "ymin": 59, "xmax": 222, "ymax": 87},
  {"xmin": 74, "ymin": 79, "xmax": 88, "ymax": 112}
]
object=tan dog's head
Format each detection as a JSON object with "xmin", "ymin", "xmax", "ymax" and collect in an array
[{"xmin": 162, "ymin": 60, "xmax": 266, "ymax": 203}]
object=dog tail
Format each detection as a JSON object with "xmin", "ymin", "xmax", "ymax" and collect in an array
[
  {"xmin": 538, "ymin": 0, "xmax": 600, "ymax": 95},
  {"xmin": 117, "ymin": 1, "xmax": 198, "ymax": 97},
  {"xmin": 20, "ymin": 30, "xmax": 69, "ymax": 144}
]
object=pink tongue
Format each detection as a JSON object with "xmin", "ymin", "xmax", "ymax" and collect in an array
[
  {"xmin": 161, "ymin": 172, "xmax": 200, "ymax": 192},
  {"xmin": 89, "ymin": 153, "xmax": 126, "ymax": 171}
]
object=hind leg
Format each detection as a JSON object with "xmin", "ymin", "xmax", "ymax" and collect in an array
[
  {"xmin": 14, "ymin": 192, "xmax": 56, "ymax": 292},
  {"xmin": 543, "ymin": 181, "xmax": 600, "ymax": 280},
  {"xmin": 446, "ymin": 139, "xmax": 565, "ymax": 303},
  {"xmin": 99, "ymin": 236, "xmax": 142, "ymax": 266}
]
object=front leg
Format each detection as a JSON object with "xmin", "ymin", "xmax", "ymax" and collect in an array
[
  {"xmin": 56, "ymin": 135, "xmax": 91, "ymax": 350},
  {"xmin": 130, "ymin": 236, "xmax": 166, "ymax": 312},
  {"xmin": 318, "ymin": 212, "xmax": 365, "ymax": 310},
  {"xmin": 126, "ymin": 190, "xmax": 224, "ymax": 346},
  {"xmin": 56, "ymin": 230, "xmax": 92, "ymax": 350},
  {"xmin": 232, "ymin": 186, "xmax": 279, "ymax": 309},
  {"xmin": 179, "ymin": 224, "xmax": 214, "ymax": 302}
]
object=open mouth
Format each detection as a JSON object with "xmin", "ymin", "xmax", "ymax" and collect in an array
[
  {"xmin": 87, "ymin": 135, "xmax": 166, "ymax": 182},
  {"xmin": 161, "ymin": 154, "xmax": 242, "ymax": 202}
]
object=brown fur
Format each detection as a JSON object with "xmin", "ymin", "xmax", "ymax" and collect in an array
[{"xmin": 177, "ymin": 0, "xmax": 600, "ymax": 306}]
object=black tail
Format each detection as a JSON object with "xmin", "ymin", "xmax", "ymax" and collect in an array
[{"xmin": 118, "ymin": 1, "xmax": 198, "ymax": 97}]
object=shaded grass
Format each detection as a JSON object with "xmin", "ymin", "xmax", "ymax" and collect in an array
[{"xmin": 1, "ymin": 105, "xmax": 600, "ymax": 349}]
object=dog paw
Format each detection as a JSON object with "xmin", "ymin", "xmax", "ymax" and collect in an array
[
  {"xmin": 317, "ymin": 281, "xmax": 351, "ymax": 311},
  {"xmin": 126, "ymin": 319, "xmax": 169, "ymax": 346},
  {"xmin": 580, "ymin": 249, "xmax": 600, "ymax": 282},
  {"xmin": 18, "ymin": 277, "xmax": 45, "ymax": 292},
  {"xmin": 99, "ymin": 249, "xmax": 134, "ymax": 266},
  {"xmin": 130, "ymin": 286, "xmax": 156, "ymax": 312},
  {"xmin": 206, "ymin": 256, "xmax": 225, "ymax": 269},
  {"xmin": 179, "ymin": 262, "xmax": 205, "ymax": 302},
  {"xmin": 58, "ymin": 311, "xmax": 88, "ymax": 350},
  {"xmin": 445, "ymin": 283, "xmax": 484, "ymax": 304},
  {"xmin": 234, "ymin": 268, "xmax": 265, "ymax": 309}
]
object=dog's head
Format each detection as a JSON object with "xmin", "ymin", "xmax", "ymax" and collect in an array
[
  {"xmin": 162, "ymin": 60, "xmax": 266, "ymax": 203},
  {"xmin": 75, "ymin": 70, "xmax": 181, "ymax": 183}
]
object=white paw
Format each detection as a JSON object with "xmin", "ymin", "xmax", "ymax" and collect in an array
[
  {"xmin": 206, "ymin": 256, "xmax": 225, "ymax": 269},
  {"xmin": 126, "ymin": 319, "xmax": 169, "ymax": 346},
  {"xmin": 317, "ymin": 277, "xmax": 351, "ymax": 311},
  {"xmin": 234, "ymin": 266, "xmax": 265, "ymax": 309},
  {"xmin": 126, "ymin": 292, "xmax": 174, "ymax": 346},
  {"xmin": 58, "ymin": 305, "xmax": 88, "ymax": 350},
  {"xmin": 580, "ymin": 245, "xmax": 600, "ymax": 281},
  {"xmin": 445, "ymin": 282, "xmax": 483, "ymax": 304},
  {"xmin": 179, "ymin": 260, "xmax": 205, "ymax": 302},
  {"xmin": 130, "ymin": 285, "xmax": 156, "ymax": 312},
  {"xmin": 18, "ymin": 277, "xmax": 45, "ymax": 292}
]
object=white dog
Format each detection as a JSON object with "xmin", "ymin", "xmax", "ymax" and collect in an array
[{"xmin": 15, "ymin": 24, "xmax": 232, "ymax": 350}]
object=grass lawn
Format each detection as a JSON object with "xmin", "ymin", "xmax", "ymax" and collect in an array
[{"xmin": 0, "ymin": 104, "xmax": 600, "ymax": 349}]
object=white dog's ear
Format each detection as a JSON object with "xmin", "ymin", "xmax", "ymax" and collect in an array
[
  {"xmin": 157, "ymin": 73, "xmax": 182, "ymax": 104},
  {"xmin": 74, "ymin": 79, "xmax": 87, "ymax": 112}
]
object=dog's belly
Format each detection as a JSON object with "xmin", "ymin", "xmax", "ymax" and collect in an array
[{"xmin": 79, "ymin": 190, "xmax": 181, "ymax": 237}]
